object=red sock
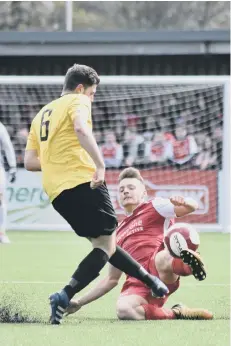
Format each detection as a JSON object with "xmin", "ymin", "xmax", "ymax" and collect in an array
[
  {"xmin": 172, "ymin": 258, "xmax": 192, "ymax": 276},
  {"xmin": 142, "ymin": 304, "xmax": 176, "ymax": 320}
]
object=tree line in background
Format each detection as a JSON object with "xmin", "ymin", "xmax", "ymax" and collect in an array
[{"xmin": 0, "ymin": 1, "xmax": 230, "ymax": 31}]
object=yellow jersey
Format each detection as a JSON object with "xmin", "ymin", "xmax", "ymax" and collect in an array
[{"xmin": 26, "ymin": 94, "xmax": 96, "ymax": 202}]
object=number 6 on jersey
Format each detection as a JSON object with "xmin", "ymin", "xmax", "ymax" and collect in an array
[{"xmin": 40, "ymin": 109, "xmax": 52, "ymax": 141}]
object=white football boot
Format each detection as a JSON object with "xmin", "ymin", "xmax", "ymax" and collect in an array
[{"xmin": 0, "ymin": 234, "xmax": 11, "ymax": 244}]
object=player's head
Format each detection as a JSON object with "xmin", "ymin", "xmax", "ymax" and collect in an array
[
  {"xmin": 118, "ymin": 167, "xmax": 147, "ymax": 213},
  {"xmin": 62, "ymin": 64, "xmax": 100, "ymax": 102}
]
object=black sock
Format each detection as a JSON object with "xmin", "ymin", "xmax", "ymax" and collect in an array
[
  {"xmin": 63, "ymin": 248, "xmax": 109, "ymax": 300},
  {"xmin": 109, "ymin": 246, "xmax": 155, "ymax": 288}
]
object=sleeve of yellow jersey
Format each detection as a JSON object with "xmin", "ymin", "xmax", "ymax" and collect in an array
[
  {"xmin": 68, "ymin": 97, "xmax": 91, "ymax": 125},
  {"xmin": 26, "ymin": 122, "xmax": 39, "ymax": 151}
]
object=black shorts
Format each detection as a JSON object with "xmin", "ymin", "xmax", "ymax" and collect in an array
[{"xmin": 52, "ymin": 182, "xmax": 118, "ymax": 238}]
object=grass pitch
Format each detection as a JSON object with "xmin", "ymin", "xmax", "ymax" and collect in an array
[{"xmin": 0, "ymin": 231, "xmax": 229, "ymax": 346}]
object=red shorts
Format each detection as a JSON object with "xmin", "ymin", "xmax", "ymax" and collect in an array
[{"xmin": 120, "ymin": 249, "xmax": 180, "ymax": 307}]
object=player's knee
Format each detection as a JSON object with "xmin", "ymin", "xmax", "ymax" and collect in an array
[
  {"xmin": 155, "ymin": 250, "xmax": 172, "ymax": 273},
  {"xmin": 92, "ymin": 235, "xmax": 116, "ymax": 258},
  {"xmin": 117, "ymin": 304, "xmax": 134, "ymax": 320},
  {"xmin": 101, "ymin": 243, "xmax": 116, "ymax": 258}
]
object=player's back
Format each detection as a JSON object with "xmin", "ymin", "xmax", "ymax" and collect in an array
[{"xmin": 28, "ymin": 94, "xmax": 96, "ymax": 201}]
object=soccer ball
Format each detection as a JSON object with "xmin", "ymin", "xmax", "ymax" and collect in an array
[{"xmin": 164, "ymin": 223, "xmax": 200, "ymax": 258}]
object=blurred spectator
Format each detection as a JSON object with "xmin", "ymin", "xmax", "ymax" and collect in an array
[
  {"xmin": 212, "ymin": 123, "xmax": 223, "ymax": 168},
  {"xmin": 166, "ymin": 125, "xmax": 198, "ymax": 165},
  {"xmin": 93, "ymin": 130, "xmax": 103, "ymax": 146},
  {"xmin": 194, "ymin": 136, "xmax": 217, "ymax": 170},
  {"xmin": 123, "ymin": 126, "xmax": 144, "ymax": 166},
  {"xmin": 115, "ymin": 124, "xmax": 125, "ymax": 144},
  {"xmin": 156, "ymin": 117, "xmax": 175, "ymax": 142},
  {"xmin": 100, "ymin": 130, "xmax": 123, "ymax": 168},
  {"xmin": 143, "ymin": 114, "xmax": 156, "ymax": 139},
  {"xmin": 126, "ymin": 113, "xmax": 138, "ymax": 127},
  {"xmin": 195, "ymin": 132, "xmax": 207, "ymax": 152},
  {"xmin": 143, "ymin": 131, "xmax": 170, "ymax": 165}
]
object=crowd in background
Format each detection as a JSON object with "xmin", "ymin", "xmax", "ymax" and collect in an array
[{"xmin": 0, "ymin": 83, "xmax": 223, "ymax": 170}]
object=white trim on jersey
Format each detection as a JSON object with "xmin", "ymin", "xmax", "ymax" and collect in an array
[
  {"xmin": 163, "ymin": 218, "xmax": 172, "ymax": 234},
  {"xmin": 0, "ymin": 122, "xmax": 16, "ymax": 168},
  {"xmin": 151, "ymin": 197, "xmax": 176, "ymax": 218}
]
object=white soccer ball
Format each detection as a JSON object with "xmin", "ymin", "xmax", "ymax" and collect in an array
[{"xmin": 164, "ymin": 223, "xmax": 200, "ymax": 258}]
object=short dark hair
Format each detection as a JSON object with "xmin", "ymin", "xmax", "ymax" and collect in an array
[
  {"xmin": 119, "ymin": 167, "xmax": 144, "ymax": 184},
  {"xmin": 63, "ymin": 64, "xmax": 100, "ymax": 91}
]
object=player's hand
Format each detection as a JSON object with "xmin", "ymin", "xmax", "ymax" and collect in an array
[
  {"xmin": 170, "ymin": 196, "xmax": 186, "ymax": 207},
  {"xmin": 90, "ymin": 167, "xmax": 105, "ymax": 189},
  {"xmin": 65, "ymin": 300, "xmax": 82, "ymax": 316},
  {"xmin": 8, "ymin": 167, "xmax": 17, "ymax": 183}
]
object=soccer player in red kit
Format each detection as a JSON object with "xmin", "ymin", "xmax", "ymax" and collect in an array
[{"xmin": 65, "ymin": 167, "xmax": 213, "ymax": 320}]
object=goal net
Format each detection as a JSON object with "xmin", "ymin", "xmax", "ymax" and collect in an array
[{"xmin": 0, "ymin": 76, "xmax": 230, "ymax": 232}]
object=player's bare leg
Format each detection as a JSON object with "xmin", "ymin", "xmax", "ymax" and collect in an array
[
  {"xmin": 154, "ymin": 249, "xmax": 212, "ymax": 320},
  {"xmin": 116, "ymin": 294, "xmax": 176, "ymax": 320},
  {"xmin": 155, "ymin": 250, "xmax": 180, "ymax": 284},
  {"xmin": 116, "ymin": 295, "xmax": 148, "ymax": 320},
  {"xmin": 91, "ymin": 232, "xmax": 116, "ymax": 257},
  {"xmin": 155, "ymin": 249, "xmax": 206, "ymax": 284}
]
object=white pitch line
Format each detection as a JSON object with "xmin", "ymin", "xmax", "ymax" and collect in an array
[{"xmin": 0, "ymin": 281, "xmax": 229, "ymax": 287}]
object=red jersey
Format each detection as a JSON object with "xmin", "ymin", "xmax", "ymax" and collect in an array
[{"xmin": 116, "ymin": 198, "xmax": 176, "ymax": 269}]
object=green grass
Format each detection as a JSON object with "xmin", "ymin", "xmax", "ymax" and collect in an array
[{"xmin": 0, "ymin": 231, "xmax": 230, "ymax": 346}]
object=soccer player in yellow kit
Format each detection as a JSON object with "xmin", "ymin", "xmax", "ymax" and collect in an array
[{"xmin": 24, "ymin": 64, "xmax": 168, "ymax": 325}]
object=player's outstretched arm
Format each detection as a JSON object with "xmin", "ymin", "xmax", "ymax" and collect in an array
[
  {"xmin": 24, "ymin": 149, "xmax": 41, "ymax": 171},
  {"xmin": 65, "ymin": 264, "xmax": 122, "ymax": 316},
  {"xmin": 170, "ymin": 196, "xmax": 198, "ymax": 217}
]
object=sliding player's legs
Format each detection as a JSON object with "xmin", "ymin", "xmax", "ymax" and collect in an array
[
  {"xmin": 116, "ymin": 248, "xmax": 212, "ymax": 320},
  {"xmin": 116, "ymin": 291, "xmax": 212, "ymax": 321},
  {"xmin": 117, "ymin": 281, "xmax": 176, "ymax": 320},
  {"xmin": 117, "ymin": 248, "xmax": 178, "ymax": 320},
  {"xmin": 155, "ymin": 248, "xmax": 206, "ymax": 284},
  {"xmin": 0, "ymin": 167, "xmax": 9, "ymax": 244}
]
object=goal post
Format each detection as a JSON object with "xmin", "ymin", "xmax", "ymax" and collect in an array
[{"xmin": 0, "ymin": 75, "xmax": 229, "ymax": 233}]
